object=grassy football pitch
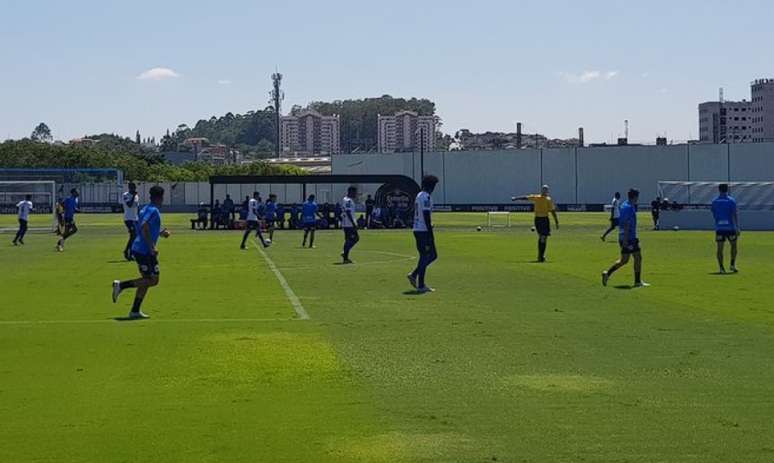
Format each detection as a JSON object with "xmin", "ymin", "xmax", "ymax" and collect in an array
[{"xmin": 2, "ymin": 212, "xmax": 774, "ymax": 462}]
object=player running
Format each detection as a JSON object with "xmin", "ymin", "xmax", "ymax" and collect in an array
[
  {"xmin": 301, "ymin": 194, "xmax": 320, "ymax": 248},
  {"xmin": 340, "ymin": 186, "xmax": 359, "ymax": 264},
  {"xmin": 602, "ymin": 188, "xmax": 649, "ymax": 288},
  {"xmin": 264, "ymin": 194, "xmax": 278, "ymax": 242},
  {"xmin": 240, "ymin": 191, "xmax": 269, "ymax": 249},
  {"xmin": 12, "ymin": 194, "xmax": 33, "ymax": 246},
  {"xmin": 122, "ymin": 182, "xmax": 139, "ymax": 261},
  {"xmin": 512, "ymin": 185, "xmax": 559, "ymax": 262},
  {"xmin": 711, "ymin": 183, "xmax": 740, "ymax": 273},
  {"xmin": 407, "ymin": 175, "xmax": 439, "ymax": 293},
  {"xmin": 601, "ymin": 192, "xmax": 621, "ymax": 241},
  {"xmin": 112, "ymin": 185, "xmax": 170, "ymax": 319},
  {"xmin": 56, "ymin": 188, "xmax": 80, "ymax": 252}
]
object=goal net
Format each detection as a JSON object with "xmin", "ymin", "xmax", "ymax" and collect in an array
[
  {"xmin": 0, "ymin": 181, "xmax": 57, "ymax": 233},
  {"xmin": 486, "ymin": 211, "xmax": 512, "ymax": 228},
  {"xmin": 657, "ymin": 181, "xmax": 774, "ymax": 230}
]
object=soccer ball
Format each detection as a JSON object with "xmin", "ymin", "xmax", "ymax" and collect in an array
[
  {"xmin": 264, "ymin": 239, "xmax": 272, "ymax": 246},
  {"xmin": 673, "ymin": 226, "xmax": 680, "ymax": 232},
  {"xmin": 477, "ymin": 226, "xmax": 482, "ymax": 232},
  {"xmin": 531, "ymin": 227, "xmax": 536, "ymax": 232}
]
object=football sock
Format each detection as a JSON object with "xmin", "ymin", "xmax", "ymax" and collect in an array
[
  {"xmin": 635, "ymin": 271, "xmax": 641, "ymax": 284},
  {"xmin": 131, "ymin": 296, "xmax": 143, "ymax": 313},
  {"xmin": 119, "ymin": 281, "xmax": 134, "ymax": 290}
]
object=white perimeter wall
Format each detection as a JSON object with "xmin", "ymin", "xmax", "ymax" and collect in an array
[
  {"xmin": 332, "ymin": 143, "xmax": 774, "ymax": 204},
  {"xmin": 55, "ymin": 142, "xmax": 774, "ymax": 207}
]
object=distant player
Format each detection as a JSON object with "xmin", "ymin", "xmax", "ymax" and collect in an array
[
  {"xmin": 340, "ymin": 186, "xmax": 359, "ymax": 264},
  {"xmin": 240, "ymin": 191, "xmax": 269, "ymax": 249},
  {"xmin": 12, "ymin": 194, "xmax": 33, "ymax": 246},
  {"xmin": 602, "ymin": 188, "xmax": 649, "ymax": 288},
  {"xmin": 56, "ymin": 189, "xmax": 80, "ymax": 252},
  {"xmin": 407, "ymin": 175, "xmax": 439, "ymax": 293},
  {"xmin": 264, "ymin": 194, "xmax": 278, "ymax": 242},
  {"xmin": 122, "ymin": 182, "xmax": 139, "ymax": 261},
  {"xmin": 301, "ymin": 194, "xmax": 319, "ymax": 248},
  {"xmin": 650, "ymin": 197, "xmax": 662, "ymax": 230},
  {"xmin": 55, "ymin": 198, "xmax": 65, "ymax": 236},
  {"xmin": 512, "ymin": 185, "xmax": 559, "ymax": 262},
  {"xmin": 711, "ymin": 184, "xmax": 739, "ymax": 273},
  {"xmin": 112, "ymin": 185, "xmax": 170, "ymax": 320},
  {"xmin": 601, "ymin": 192, "xmax": 621, "ymax": 241}
]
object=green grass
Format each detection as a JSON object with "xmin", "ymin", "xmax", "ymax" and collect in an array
[{"xmin": 2, "ymin": 212, "xmax": 774, "ymax": 462}]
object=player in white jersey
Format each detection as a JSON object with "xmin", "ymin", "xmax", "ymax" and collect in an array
[
  {"xmin": 601, "ymin": 191, "xmax": 621, "ymax": 241},
  {"xmin": 122, "ymin": 183, "xmax": 140, "ymax": 260},
  {"xmin": 12, "ymin": 195, "xmax": 33, "ymax": 246},
  {"xmin": 407, "ymin": 176, "xmax": 439, "ymax": 293},
  {"xmin": 340, "ymin": 186, "xmax": 360, "ymax": 264},
  {"xmin": 240, "ymin": 191, "xmax": 269, "ymax": 249}
]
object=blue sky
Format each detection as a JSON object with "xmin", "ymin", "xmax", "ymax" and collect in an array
[{"xmin": 1, "ymin": 0, "xmax": 772, "ymax": 144}]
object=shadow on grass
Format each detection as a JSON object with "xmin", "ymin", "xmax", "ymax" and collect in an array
[
  {"xmin": 106, "ymin": 260, "xmax": 131, "ymax": 264},
  {"xmin": 614, "ymin": 285, "xmax": 634, "ymax": 290},
  {"xmin": 402, "ymin": 290, "xmax": 431, "ymax": 296},
  {"xmin": 113, "ymin": 317, "xmax": 148, "ymax": 322}
]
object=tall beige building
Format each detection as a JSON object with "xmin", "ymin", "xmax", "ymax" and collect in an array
[
  {"xmin": 377, "ymin": 111, "xmax": 435, "ymax": 153},
  {"xmin": 280, "ymin": 110, "xmax": 340, "ymax": 156}
]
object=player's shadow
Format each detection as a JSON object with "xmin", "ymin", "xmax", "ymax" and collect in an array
[
  {"xmin": 402, "ymin": 290, "xmax": 426, "ymax": 296},
  {"xmin": 613, "ymin": 285, "xmax": 634, "ymax": 290},
  {"xmin": 106, "ymin": 260, "xmax": 128, "ymax": 264},
  {"xmin": 112, "ymin": 316, "xmax": 147, "ymax": 322},
  {"xmin": 708, "ymin": 272, "xmax": 734, "ymax": 276}
]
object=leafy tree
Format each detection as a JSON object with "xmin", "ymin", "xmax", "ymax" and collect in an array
[{"xmin": 31, "ymin": 123, "xmax": 53, "ymax": 143}]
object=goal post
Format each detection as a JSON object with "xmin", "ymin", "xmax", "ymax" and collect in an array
[
  {"xmin": 486, "ymin": 211, "xmax": 512, "ymax": 228},
  {"xmin": 0, "ymin": 181, "xmax": 57, "ymax": 233},
  {"xmin": 657, "ymin": 181, "xmax": 774, "ymax": 231}
]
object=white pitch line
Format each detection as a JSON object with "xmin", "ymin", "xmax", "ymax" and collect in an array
[
  {"xmin": 0, "ymin": 318, "xmax": 295, "ymax": 326},
  {"xmin": 252, "ymin": 241, "xmax": 310, "ymax": 320}
]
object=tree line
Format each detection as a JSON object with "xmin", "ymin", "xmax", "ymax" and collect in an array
[{"xmin": 0, "ymin": 139, "xmax": 302, "ymax": 182}]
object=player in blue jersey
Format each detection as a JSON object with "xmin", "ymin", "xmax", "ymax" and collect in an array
[
  {"xmin": 264, "ymin": 194, "xmax": 278, "ymax": 242},
  {"xmin": 112, "ymin": 186, "xmax": 170, "ymax": 319},
  {"xmin": 56, "ymin": 189, "xmax": 80, "ymax": 252},
  {"xmin": 602, "ymin": 188, "xmax": 649, "ymax": 288},
  {"xmin": 711, "ymin": 184, "xmax": 740, "ymax": 273},
  {"xmin": 301, "ymin": 194, "xmax": 320, "ymax": 248}
]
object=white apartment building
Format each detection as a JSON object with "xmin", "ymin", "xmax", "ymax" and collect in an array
[
  {"xmin": 280, "ymin": 110, "xmax": 340, "ymax": 156},
  {"xmin": 377, "ymin": 111, "xmax": 435, "ymax": 153}
]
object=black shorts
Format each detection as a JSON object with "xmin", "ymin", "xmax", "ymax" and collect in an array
[
  {"xmin": 124, "ymin": 220, "xmax": 137, "ymax": 233},
  {"xmin": 303, "ymin": 222, "xmax": 316, "ymax": 231},
  {"xmin": 246, "ymin": 220, "xmax": 259, "ymax": 230},
  {"xmin": 133, "ymin": 252, "xmax": 160, "ymax": 277},
  {"xmin": 534, "ymin": 217, "xmax": 551, "ymax": 236},
  {"xmin": 344, "ymin": 227, "xmax": 359, "ymax": 242},
  {"xmin": 414, "ymin": 231, "xmax": 436, "ymax": 256},
  {"xmin": 619, "ymin": 238, "xmax": 641, "ymax": 255},
  {"xmin": 265, "ymin": 219, "xmax": 276, "ymax": 228},
  {"xmin": 716, "ymin": 230, "xmax": 739, "ymax": 242},
  {"xmin": 610, "ymin": 218, "xmax": 620, "ymax": 227},
  {"xmin": 65, "ymin": 218, "xmax": 76, "ymax": 226}
]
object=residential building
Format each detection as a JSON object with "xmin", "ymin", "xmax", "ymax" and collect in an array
[
  {"xmin": 751, "ymin": 78, "xmax": 774, "ymax": 143},
  {"xmin": 698, "ymin": 100, "xmax": 752, "ymax": 144},
  {"xmin": 280, "ymin": 110, "xmax": 340, "ymax": 156},
  {"xmin": 377, "ymin": 111, "xmax": 435, "ymax": 153}
]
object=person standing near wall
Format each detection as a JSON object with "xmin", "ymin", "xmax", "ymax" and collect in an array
[{"xmin": 601, "ymin": 192, "xmax": 621, "ymax": 241}]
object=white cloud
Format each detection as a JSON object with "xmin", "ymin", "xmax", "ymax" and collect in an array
[
  {"xmin": 561, "ymin": 70, "xmax": 619, "ymax": 84},
  {"xmin": 217, "ymin": 79, "xmax": 232, "ymax": 85},
  {"xmin": 137, "ymin": 67, "xmax": 181, "ymax": 81}
]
